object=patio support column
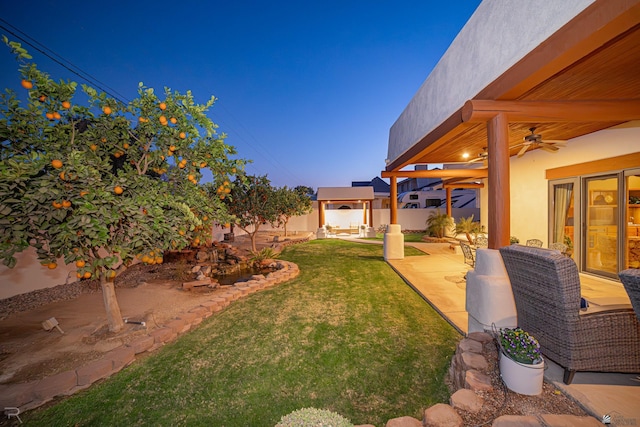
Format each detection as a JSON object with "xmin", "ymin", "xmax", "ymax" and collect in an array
[
  {"xmin": 318, "ymin": 201, "xmax": 325, "ymax": 228},
  {"xmin": 446, "ymin": 187, "xmax": 452, "ymax": 217},
  {"xmin": 362, "ymin": 202, "xmax": 367, "ymax": 225},
  {"xmin": 487, "ymin": 112, "xmax": 510, "ymax": 249},
  {"xmin": 390, "ymin": 176, "xmax": 398, "ymax": 224},
  {"xmin": 369, "ymin": 200, "xmax": 374, "ymax": 226}
]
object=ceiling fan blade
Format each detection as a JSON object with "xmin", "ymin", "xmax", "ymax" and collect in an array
[
  {"xmin": 540, "ymin": 144, "xmax": 559, "ymax": 152},
  {"xmin": 541, "ymin": 139, "xmax": 567, "ymax": 146},
  {"xmin": 517, "ymin": 145, "xmax": 529, "ymax": 157}
]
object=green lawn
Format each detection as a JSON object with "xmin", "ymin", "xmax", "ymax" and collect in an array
[
  {"xmin": 24, "ymin": 240, "xmax": 459, "ymax": 426},
  {"xmin": 366, "ymin": 232, "xmax": 427, "ymax": 242}
]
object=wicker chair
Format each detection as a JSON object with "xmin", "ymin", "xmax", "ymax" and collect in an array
[
  {"xmin": 499, "ymin": 245, "xmax": 640, "ymax": 384},
  {"xmin": 619, "ymin": 269, "xmax": 640, "ymax": 321},
  {"xmin": 459, "ymin": 241, "xmax": 475, "ymax": 267},
  {"xmin": 525, "ymin": 238, "xmax": 543, "ymax": 247}
]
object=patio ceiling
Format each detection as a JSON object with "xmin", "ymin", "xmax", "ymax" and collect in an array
[{"xmin": 386, "ymin": 2, "xmax": 640, "ymax": 171}]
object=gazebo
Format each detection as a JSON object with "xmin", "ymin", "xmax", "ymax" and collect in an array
[{"xmin": 316, "ymin": 187, "xmax": 375, "ymax": 237}]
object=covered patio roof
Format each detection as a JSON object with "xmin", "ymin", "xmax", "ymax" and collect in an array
[
  {"xmin": 384, "ymin": 0, "xmax": 640, "ymax": 248},
  {"xmin": 316, "ymin": 187, "xmax": 374, "ymax": 202}
]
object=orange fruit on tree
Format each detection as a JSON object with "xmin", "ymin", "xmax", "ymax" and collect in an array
[
  {"xmin": 59, "ymin": 171, "xmax": 66, "ymax": 180},
  {"xmin": 114, "ymin": 186, "xmax": 124, "ymax": 195},
  {"xmin": 178, "ymin": 230, "xmax": 185, "ymax": 236},
  {"xmin": 83, "ymin": 271, "xmax": 92, "ymax": 279},
  {"xmin": 51, "ymin": 159, "xmax": 63, "ymax": 169},
  {"xmin": 62, "ymin": 200, "xmax": 72, "ymax": 208},
  {"xmin": 138, "ymin": 116, "xmax": 148, "ymax": 123},
  {"xmin": 123, "ymin": 143, "xmax": 130, "ymax": 149},
  {"xmin": 90, "ymin": 144, "xmax": 98, "ymax": 151},
  {"xmin": 113, "ymin": 151, "xmax": 122, "ymax": 158},
  {"xmin": 47, "ymin": 262, "xmax": 57, "ymax": 269},
  {"xmin": 80, "ymin": 190, "xmax": 89, "ymax": 197},
  {"xmin": 166, "ymin": 151, "xmax": 173, "ymax": 157},
  {"xmin": 39, "ymin": 95, "xmax": 47, "ymax": 102},
  {"xmin": 179, "ymin": 132, "xmax": 186, "ymax": 139},
  {"xmin": 76, "ymin": 259, "xmax": 86, "ymax": 268},
  {"xmin": 51, "ymin": 201, "xmax": 62, "ymax": 209},
  {"xmin": 188, "ymin": 174, "xmax": 195, "ymax": 181},
  {"xmin": 45, "ymin": 112, "xmax": 54, "ymax": 120},
  {"xmin": 76, "ymin": 272, "xmax": 83, "ymax": 279},
  {"xmin": 53, "ymin": 112, "xmax": 61, "ymax": 120},
  {"xmin": 159, "ymin": 102, "xmax": 167, "ymax": 110},
  {"xmin": 169, "ymin": 117, "xmax": 177, "ymax": 124},
  {"xmin": 21, "ymin": 79, "xmax": 33, "ymax": 89},
  {"xmin": 200, "ymin": 162, "xmax": 207, "ymax": 168},
  {"xmin": 159, "ymin": 115, "xmax": 167, "ymax": 123},
  {"xmin": 106, "ymin": 270, "xmax": 116, "ymax": 279},
  {"xmin": 61, "ymin": 101, "xmax": 71, "ymax": 109},
  {"xmin": 103, "ymin": 106, "xmax": 112, "ymax": 115},
  {"xmin": 169, "ymin": 145, "xmax": 176, "ymax": 152},
  {"xmin": 155, "ymin": 257, "xmax": 163, "ymax": 264}
]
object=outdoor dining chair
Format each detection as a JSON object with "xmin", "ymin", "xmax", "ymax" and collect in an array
[
  {"xmin": 499, "ymin": 245, "xmax": 640, "ymax": 384},
  {"xmin": 549, "ymin": 242, "xmax": 568, "ymax": 253},
  {"xmin": 474, "ymin": 235, "xmax": 488, "ymax": 248},
  {"xmin": 525, "ymin": 238, "xmax": 543, "ymax": 247},
  {"xmin": 459, "ymin": 241, "xmax": 475, "ymax": 267}
]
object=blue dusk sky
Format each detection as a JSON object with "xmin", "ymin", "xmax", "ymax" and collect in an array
[{"xmin": 0, "ymin": 1, "xmax": 481, "ymax": 190}]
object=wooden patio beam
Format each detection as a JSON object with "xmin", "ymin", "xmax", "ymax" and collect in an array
[
  {"xmin": 443, "ymin": 182, "xmax": 484, "ymax": 189},
  {"xmin": 381, "ymin": 169, "xmax": 488, "ymax": 179},
  {"xmin": 462, "ymin": 99, "xmax": 640, "ymax": 123}
]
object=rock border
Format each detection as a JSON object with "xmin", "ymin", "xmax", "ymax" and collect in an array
[{"xmin": 0, "ymin": 260, "xmax": 300, "ymax": 413}]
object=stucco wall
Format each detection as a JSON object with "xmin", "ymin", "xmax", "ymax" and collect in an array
[
  {"xmin": 505, "ymin": 122, "xmax": 640, "ymax": 246},
  {"xmin": 387, "ymin": 0, "xmax": 595, "ymax": 163}
]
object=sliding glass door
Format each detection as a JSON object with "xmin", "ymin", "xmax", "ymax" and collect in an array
[
  {"xmin": 625, "ymin": 170, "xmax": 640, "ymax": 269},
  {"xmin": 584, "ymin": 175, "xmax": 619, "ymax": 277}
]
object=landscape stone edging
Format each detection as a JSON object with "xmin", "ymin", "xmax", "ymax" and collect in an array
[{"xmin": 0, "ymin": 260, "xmax": 299, "ymax": 413}]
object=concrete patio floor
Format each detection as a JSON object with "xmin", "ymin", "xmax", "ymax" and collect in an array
[{"xmin": 342, "ymin": 236, "xmax": 640, "ymax": 425}]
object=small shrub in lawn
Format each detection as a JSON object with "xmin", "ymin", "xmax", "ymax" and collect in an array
[{"xmin": 275, "ymin": 407, "xmax": 354, "ymax": 427}]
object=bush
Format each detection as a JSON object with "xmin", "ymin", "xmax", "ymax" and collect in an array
[{"xmin": 275, "ymin": 407, "xmax": 354, "ymax": 427}]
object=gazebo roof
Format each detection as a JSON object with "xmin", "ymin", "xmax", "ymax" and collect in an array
[{"xmin": 317, "ymin": 187, "xmax": 374, "ymax": 202}]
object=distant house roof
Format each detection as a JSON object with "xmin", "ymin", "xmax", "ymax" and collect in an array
[
  {"xmin": 317, "ymin": 187, "xmax": 374, "ymax": 201},
  {"xmin": 351, "ymin": 177, "xmax": 390, "ymax": 193}
]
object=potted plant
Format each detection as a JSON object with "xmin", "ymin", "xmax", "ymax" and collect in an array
[{"xmin": 497, "ymin": 326, "xmax": 545, "ymax": 395}]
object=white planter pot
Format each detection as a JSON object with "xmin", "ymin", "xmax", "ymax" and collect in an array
[{"xmin": 499, "ymin": 350, "xmax": 544, "ymax": 395}]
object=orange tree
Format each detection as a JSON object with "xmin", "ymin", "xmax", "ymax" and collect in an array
[
  {"xmin": 221, "ymin": 174, "xmax": 279, "ymax": 253},
  {"xmin": 272, "ymin": 186, "xmax": 313, "ymax": 236},
  {"xmin": 0, "ymin": 40, "xmax": 243, "ymax": 332}
]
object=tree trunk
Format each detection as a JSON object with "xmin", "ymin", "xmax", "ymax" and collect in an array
[
  {"xmin": 100, "ymin": 272, "xmax": 124, "ymax": 333},
  {"xmin": 284, "ymin": 220, "xmax": 288, "ymax": 237},
  {"xmin": 466, "ymin": 232, "xmax": 473, "ymax": 244}
]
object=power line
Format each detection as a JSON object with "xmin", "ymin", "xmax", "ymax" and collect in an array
[
  {"xmin": 214, "ymin": 100, "xmax": 305, "ymax": 186},
  {"xmin": 0, "ymin": 18, "xmax": 130, "ymax": 105}
]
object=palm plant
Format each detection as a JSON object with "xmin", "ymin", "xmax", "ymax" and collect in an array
[
  {"xmin": 455, "ymin": 215, "xmax": 483, "ymax": 244},
  {"xmin": 426, "ymin": 210, "xmax": 453, "ymax": 238}
]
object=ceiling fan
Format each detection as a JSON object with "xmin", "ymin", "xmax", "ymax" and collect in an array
[
  {"xmin": 467, "ymin": 147, "xmax": 488, "ymax": 165},
  {"xmin": 517, "ymin": 127, "xmax": 566, "ymax": 157}
]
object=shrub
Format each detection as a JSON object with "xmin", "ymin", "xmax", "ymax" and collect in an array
[
  {"xmin": 275, "ymin": 408, "xmax": 354, "ymax": 427},
  {"xmin": 251, "ymin": 247, "xmax": 279, "ymax": 262},
  {"xmin": 426, "ymin": 209, "xmax": 453, "ymax": 238}
]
